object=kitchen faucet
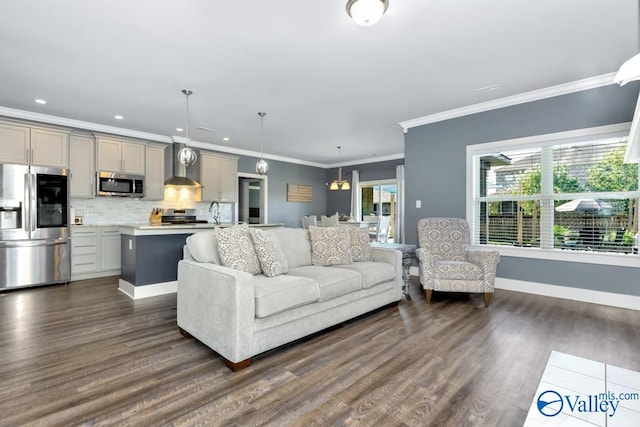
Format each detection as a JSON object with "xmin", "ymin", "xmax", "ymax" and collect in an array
[{"xmin": 209, "ymin": 201, "xmax": 221, "ymax": 225}]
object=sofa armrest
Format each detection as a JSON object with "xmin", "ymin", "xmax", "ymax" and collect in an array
[
  {"xmin": 371, "ymin": 247, "xmax": 403, "ymax": 297},
  {"xmin": 177, "ymin": 260, "xmax": 256, "ymax": 363}
]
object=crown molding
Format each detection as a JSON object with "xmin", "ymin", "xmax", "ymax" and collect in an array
[
  {"xmin": 0, "ymin": 106, "xmax": 172, "ymax": 143},
  {"xmin": 399, "ymin": 73, "xmax": 617, "ymax": 131},
  {"xmin": 326, "ymin": 152, "xmax": 405, "ymax": 168}
]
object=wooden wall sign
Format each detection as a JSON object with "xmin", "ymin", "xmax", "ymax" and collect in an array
[{"xmin": 287, "ymin": 183, "xmax": 312, "ymax": 202}]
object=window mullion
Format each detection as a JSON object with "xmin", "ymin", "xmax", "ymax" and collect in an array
[{"xmin": 540, "ymin": 147, "xmax": 554, "ymax": 249}]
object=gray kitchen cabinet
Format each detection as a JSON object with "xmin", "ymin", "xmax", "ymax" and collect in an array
[
  {"xmin": 71, "ymin": 226, "xmax": 121, "ymax": 280},
  {"xmin": 69, "ymin": 133, "xmax": 95, "ymax": 198},
  {"xmin": 97, "ymin": 137, "xmax": 145, "ymax": 174},
  {"xmin": 198, "ymin": 152, "xmax": 238, "ymax": 202},
  {"xmin": 0, "ymin": 121, "xmax": 68, "ymax": 167},
  {"xmin": 144, "ymin": 144, "xmax": 166, "ymax": 200},
  {"xmin": 100, "ymin": 227, "xmax": 121, "ymax": 272},
  {"xmin": 70, "ymin": 227, "xmax": 99, "ymax": 280}
]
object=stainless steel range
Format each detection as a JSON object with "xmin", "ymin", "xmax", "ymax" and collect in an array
[
  {"xmin": 0, "ymin": 164, "xmax": 70, "ymax": 290},
  {"xmin": 160, "ymin": 208, "xmax": 208, "ymax": 225}
]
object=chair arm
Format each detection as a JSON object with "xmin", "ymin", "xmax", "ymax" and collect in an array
[
  {"xmin": 177, "ymin": 260, "xmax": 256, "ymax": 363},
  {"xmin": 467, "ymin": 249, "xmax": 500, "ymax": 291},
  {"xmin": 415, "ymin": 247, "xmax": 436, "ymax": 287}
]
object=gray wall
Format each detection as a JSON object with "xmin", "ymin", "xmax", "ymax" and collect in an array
[
  {"xmin": 326, "ymin": 159, "xmax": 404, "ymax": 216},
  {"xmin": 404, "ymin": 82, "xmax": 640, "ymax": 296},
  {"xmin": 237, "ymin": 156, "xmax": 327, "ymax": 228}
]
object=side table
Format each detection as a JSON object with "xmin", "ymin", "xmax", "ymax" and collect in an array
[{"xmin": 371, "ymin": 242, "xmax": 416, "ymax": 296}]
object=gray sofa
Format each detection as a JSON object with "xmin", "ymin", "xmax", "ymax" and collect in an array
[{"xmin": 177, "ymin": 226, "xmax": 402, "ymax": 371}]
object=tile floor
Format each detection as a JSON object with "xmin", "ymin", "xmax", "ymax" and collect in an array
[{"xmin": 524, "ymin": 351, "xmax": 640, "ymax": 426}]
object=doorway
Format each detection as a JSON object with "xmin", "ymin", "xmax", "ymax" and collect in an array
[
  {"xmin": 360, "ymin": 180, "xmax": 397, "ymax": 242},
  {"xmin": 238, "ymin": 173, "xmax": 268, "ymax": 224}
]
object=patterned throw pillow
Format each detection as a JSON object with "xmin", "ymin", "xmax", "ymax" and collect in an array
[
  {"xmin": 345, "ymin": 226, "xmax": 373, "ymax": 262},
  {"xmin": 250, "ymin": 228, "xmax": 289, "ymax": 277},
  {"xmin": 215, "ymin": 224, "xmax": 262, "ymax": 275},
  {"xmin": 308, "ymin": 225, "xmax": 353, "ymax": 266}
]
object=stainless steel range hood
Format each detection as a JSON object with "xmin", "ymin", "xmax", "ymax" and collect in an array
[{"xmin": 165, "ymin": 142, "xmax": 202, "ymax": 188}]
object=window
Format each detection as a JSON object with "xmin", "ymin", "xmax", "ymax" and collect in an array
[
  {"xmin": 359, "ymin": 180, "xmax": 397, "ymax": 242},
  {"xmin": 468, "ymin": 124, "xmax": 639, "ymax": 264}
]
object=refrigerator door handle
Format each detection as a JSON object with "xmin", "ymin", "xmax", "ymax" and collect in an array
[
  {"xmin": 0, "ymin": 238, "xmax": 68, "ymax": 248},
  {"xmin": 23, "ymin": 173, "xmax": 30, "ymax": 233},
  {"xmin": 30, "ymin": 172, "xmax": 37, "ymax": 232}
]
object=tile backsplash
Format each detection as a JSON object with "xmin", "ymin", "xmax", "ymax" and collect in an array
[{"xmin": 71, "ymin": 198, "xmax": 234, "ymax": 225}]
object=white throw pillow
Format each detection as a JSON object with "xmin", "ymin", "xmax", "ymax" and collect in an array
[
  {"xmin": 250, "ymin": 228, "xmax": 289, "ymax": 277},
  {"xmin": 308, "ymin": 225, "xmax": 353, "ymax": 266},
  {"xmin": 345, "ymin": 226, "xmax": 373, "ymax": 262},
  {"xmin": 186, "ymin": 230, "xmax": 221, "ymax": 264},
  {"xmin": 215, "ymin": 224, "xmax": 262, "ymax": 275}
]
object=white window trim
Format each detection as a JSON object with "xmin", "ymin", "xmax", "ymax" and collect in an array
[{"xmin": 466, "ymin": 122, "xmax": 640, "ymax": 268}]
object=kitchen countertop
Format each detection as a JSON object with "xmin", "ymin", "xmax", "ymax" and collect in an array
[{"xmin": 118, "ymin": 223, "xmax": 284, "ymax": 236}]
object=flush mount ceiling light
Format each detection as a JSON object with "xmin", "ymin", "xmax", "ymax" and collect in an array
[
  {"xmin": 330, "ymin": 146, "xmax": 350, "ymax": 191},
  {"xmin": 346, "ymin": 0, "xmax": 389, "ymax": 26},
  {"xmin": 256, "ymin": 112, "xmax": 269, "ymax": 175},
  {"xmin": 178, "ymin": 89, "xmax": 197, "ymax": 167},
  {"xmin": 613, "ymin": 53, "xmax": 640, "ymax": 85},
  {"xmin": 34, "ymin": 98, "xmax": 47, "ymax": 105}
]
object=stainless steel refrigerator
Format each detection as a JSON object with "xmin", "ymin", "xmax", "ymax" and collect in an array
[{"xmin": 0, "ymin": 163, "xmax": 70, "ymax": 290}]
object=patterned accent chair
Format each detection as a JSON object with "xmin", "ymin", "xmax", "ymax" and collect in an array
[{"xmin": 416, "ymin": 218, "xmax": 500, "ymax": 307}]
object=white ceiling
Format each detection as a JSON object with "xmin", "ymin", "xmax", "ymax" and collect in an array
[{"xmin": 0, "ymin": 0, "xmax": 638, "ymax": 165}]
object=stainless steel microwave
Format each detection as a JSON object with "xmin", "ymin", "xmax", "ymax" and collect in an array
[{"xmin": 96, "ymin": 171, "xmax": 144, "ymax": 197}]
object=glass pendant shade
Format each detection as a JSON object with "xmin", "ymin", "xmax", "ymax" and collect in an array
[
  {"xmin": 346, "ymin": 0, "xmax": 388, "ymax": 26},
  {"xmin": 256, "ymin": 112, "xmax": 269, "ymax": 175},
  {"xmin": 256, "ymin": 158, "xmax": 269, "ymax": 175},
  {"xmin": 177, "ymin": 145, "xmax": 197, "ymax": 167},
  {"xmin": 329, "ymin": 181, "xmax": 340, "ymax": 191}
]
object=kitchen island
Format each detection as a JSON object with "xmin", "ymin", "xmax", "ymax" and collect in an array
[{"xmin": 118, "ymin": 223, "xmax": 283, "ymax": 299}]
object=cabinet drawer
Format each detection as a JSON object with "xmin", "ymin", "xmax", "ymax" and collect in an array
[
  {"xmin": 71, "ymin": 245, "xmax": 97, "ymax": 255},
  {"xmin": 100, "ymin": 228, "xmax": 120, "ymax": 236},
  {"xmin": 72, "ymin": 254, "xmax": 98, "ymax": 272},
  {"xmin": 71, "ymin": 228, "xmax": 97, "ymax": 237},
  {"xmin": 71, "ymin": 236, "xmax": 98, "ymax": 249}
]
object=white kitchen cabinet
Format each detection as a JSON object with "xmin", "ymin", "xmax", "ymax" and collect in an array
[
  {"xmin": 100, "ymin": 227, "xmax": 121, "ymax": 271},
  {"xmin": 71, "ymin": 226, "xmax": 121, "ymax": 280},
  {"xmin": 97, "ymin": 137, "xmax": 145, "ymax": 174},
  {"xmin": 0, "ymin": 122, "xmax": 68, "ymax": 167},
  {"xmin": 69, "ymin": 133, "xmax": 95, "ymax": 198},
  {"xmin": 144, "ymin": 144, "xmax": 166, "ymax": 200},
  {"xmin": 198, "ymin": 152, "xmax": 238, "ymax": 202}
]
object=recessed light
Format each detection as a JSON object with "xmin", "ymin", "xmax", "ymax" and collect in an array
[
  {"xmin": 176, "ymin": 127, "xmax": 184, "ymax": 132},
  {"xmin": 223, "ymin": 137, "xmax": 230, "ymax": 141},
  {"xmin": 34, "ymin": 99, "xmax": 47, "ymax": 105},
  {"xmin": 114, "ymin": 115, "xmax": 124, "ymax": 120}
]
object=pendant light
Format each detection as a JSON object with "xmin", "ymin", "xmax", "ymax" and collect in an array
[
  {"xmin": 178, "ymin": 89, "xmax": 197, "ymax": 167},
  {"xmin": 256, "ymin": 112, "xmax": 269, "ymax": 175},
  {"xmin": 346, "ymin": 0, "xmax": 389, "ymax": 27},
  {"xmin": 330, "ymin": 146, "xmax": 351, "ymax": 191}
]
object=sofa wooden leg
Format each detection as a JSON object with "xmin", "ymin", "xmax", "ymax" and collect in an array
[
  {"xmin": 178, "ymin": 327, "xmax": 192, "ymax": 338},
  {"xmin": 223, "ymin": 357, "xmax": 253, "ymax": 372},
  {"xmin": 426, "ymin": 289, "xmax": 433, "ymax": 304},
  {"xmin": 484, "ymin": 292, "xmax": 492, "ymax": 308}
]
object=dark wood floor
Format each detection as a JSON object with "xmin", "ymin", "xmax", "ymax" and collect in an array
[{"xmin": 1, "ymin": 277, "xmax": 639, "ymax": 426}]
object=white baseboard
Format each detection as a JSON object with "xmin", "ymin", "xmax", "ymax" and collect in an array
[
  {"xmin": 118, "ymin": 279, "xmax": 177, "ymax": 300},
  {"xmin": 408, "ymin": 266, "xmax": 640, "ymax": 311}
]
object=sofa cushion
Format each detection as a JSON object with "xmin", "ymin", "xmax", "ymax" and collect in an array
[
  {"xmin": 345, "ymin": 227, "xmax": 373, "ymax": 262},
  {"xmin": 434, "ymin": 260, "xmax": 483, "ymax": 280},
  {"xmin": 250, "ymin": 228, "xmax": 289, "ymax": 277},
  {"xmin": 254, "ymin": 274, "xmax": 319, "ymax": 318},
  {"xmin": 271, "ymin": 227, "xmax": 313, "ymax": 269},
  {"xmin": 288, "ymin": 265, "xmax": 361, "ymax": 302},
  {"xmin": 185, "ymin": 230, "xmax": 221, "ymax": 265},
  {"xmin": 332, "ymin": 261, "xmax": 395, "ymax": 289},
  {"xmin": 308, "ymin": 225, "xmax": 353, "ymax": 266},
  {"xmin": 215, "ymin": 224, "xmax": 262, "ymax": 275}
]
